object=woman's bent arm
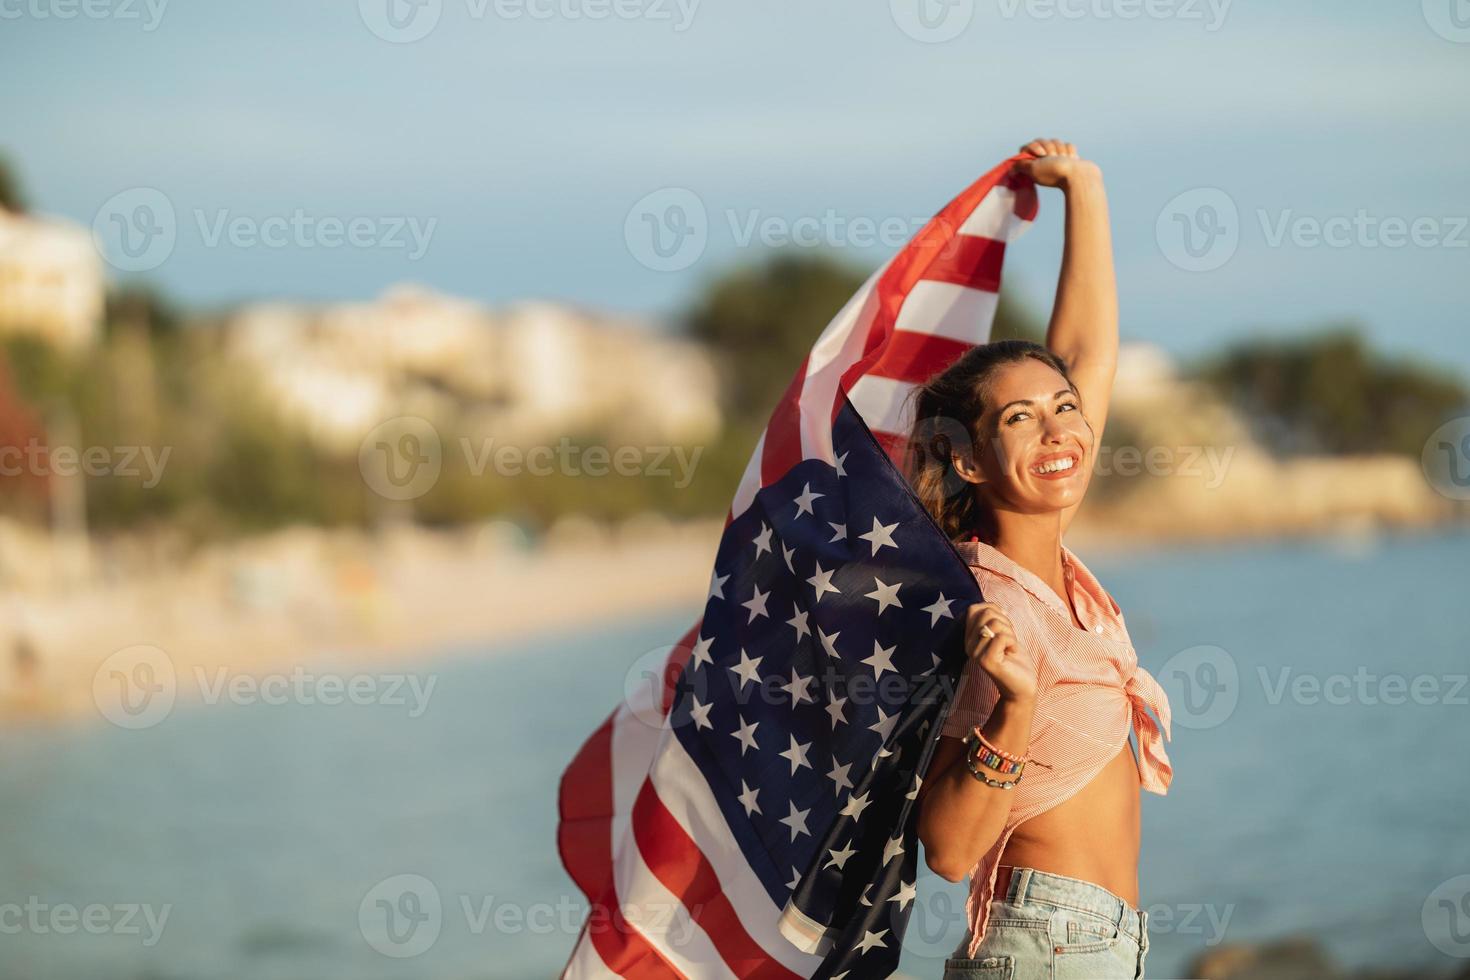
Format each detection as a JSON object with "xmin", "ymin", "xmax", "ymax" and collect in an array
[{"xmin": 917, "ymin": 692, "xmax": 1036, "ymax": 882}]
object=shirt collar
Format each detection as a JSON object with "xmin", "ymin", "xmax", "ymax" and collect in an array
[{"xmin": 952, "ymin": 536, "xmax": 1091, "ymax": 624}]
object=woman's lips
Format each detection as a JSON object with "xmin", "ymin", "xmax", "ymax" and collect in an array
[{"xmin": 1030, "ymin": 452, "xmax": 1080, "ymax": 480}]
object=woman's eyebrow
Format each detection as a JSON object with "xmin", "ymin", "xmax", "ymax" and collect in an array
[{"xmin": 996, "ymin": 390, "xmax": 1074, "ymax": 414}]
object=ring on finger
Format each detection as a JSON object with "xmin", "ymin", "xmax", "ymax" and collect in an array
[{"xmin": 979, "ymin": 625, "xmax": 996, "ymax": 640}]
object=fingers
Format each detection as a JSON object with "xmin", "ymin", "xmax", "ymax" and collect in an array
[
  {"xmin": 965, "ymin": 604, "xmax": 1017, "ymax": 657},
  {"xmin": 1019, "ymin": 138, "xmax": 1079, "ymax": 158}
]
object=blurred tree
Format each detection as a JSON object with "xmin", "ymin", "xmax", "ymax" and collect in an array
[
  {"xmin": 1194, "ymin": 325, "xmax": 1468, "ymax": 456},
  {"xmin": 683, "ymin": 251, "xmax": 1041, "ymax": 429},
  {"xmin": 0, "ymin": 155, "xmax": 25, "ymax": 213},
  {"xmin": 105, "ymin": 284, "xmax": 181, "ymax": 338}
]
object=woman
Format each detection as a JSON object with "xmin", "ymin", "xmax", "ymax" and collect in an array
[{"xmin": 910, "ymin": 138, "xmax": 1174, "ymax": 980}]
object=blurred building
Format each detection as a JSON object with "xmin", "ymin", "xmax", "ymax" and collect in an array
[
  {"xmin": 0, "ymin": 209, "xmax": 104, "ymax": 350},
  {"xmin": 224, "ymin": 285, "xmax": 722, "ymax": 453}
]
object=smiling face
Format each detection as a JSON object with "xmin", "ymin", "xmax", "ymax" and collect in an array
[{"xmin": 956, "ymin": 356, "xmax": 1094, "ymax": 515}]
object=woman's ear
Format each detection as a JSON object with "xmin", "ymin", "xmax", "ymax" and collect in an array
[{"xmin": 950, "ymin": 443, "xmax": 985, "ymax": 486}]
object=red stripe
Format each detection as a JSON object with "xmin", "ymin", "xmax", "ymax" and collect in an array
[
  {"xmin": 759, "ymin": 354, "xmax": 810, "ymax": 490},
  {"xmin": 631, "ymin": 778, "xmax": 806, "ymax": 980},
  {"xmin": 858, "ymin": 330, "xmax": 972, "ymax": 386},
  {"xmin": 916, "ymin": 234, "xmax": 1006, "ymax": 294},
  {"xmin": 565, "ymin": 878, "xmax": 689, "ymax": 979},
  {"xmin": 833, "ymin": 155, "xmax": 1031, "ymax": 422},
  {"xmin": 558, "ymin": 713, "xmax": 617, "ymax": 898}
]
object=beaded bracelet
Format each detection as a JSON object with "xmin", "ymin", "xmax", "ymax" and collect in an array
[
  {"xmin": 969, "ymin": 725, "xmax": 1026, "ymax": 774},
  {"xmin": 962, "ymin": 728, "xmax": 1023, "ymax": 788}
]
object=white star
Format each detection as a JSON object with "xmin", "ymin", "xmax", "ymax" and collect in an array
[
  {"xmin": 922, "ymin": 592, "xmax": 955, "ymax": 626},
  {"xmin": 824, "ymin": 842, "xmax": 856, "ymax": 870},
  {"xmin": 862, "ymin": 640, "xmax": 897, "ymax": 678},
  {"xmin": 828, "ymin": 760, "xmax": 854, "ymax": 795},
  {"xmin": 827, "ymin": 521, "xmax": 846, "ymax": 543},
  {"xmin": 780, "ymin": 667, "xmax": 815, "ymax": 707},
  {"xmin": 737, "ymin": 780, "xmax": 761, "ymax": 816},
  {"xmin": 840, "ymin": 790, "xmax": 871, "ymax": 820},
  {"xmin": 834, "ymin": 451, "xmax": 848, "ymax": 477},
  {"xmin": 876, "ymin": 744, "xmax": 894, "ymax": 759},
  {"xmin": 741, "ymin": 585, "xmax": 770, "ymax": 624},
  {"xmin": 859, "ymin": 883, "xmax": 874, "ymax": 907},
  {"xmin": 882, "ymin": 834, "xmax": 905, "ymax": 865},
  {"xmin": 787, "ymin": 866, "xmax": 801, "ymax": 892},
  {"xmin": 780, "ymin": 541, "xmax": 796, "ymax": 574},
  {"xmin": 689, "ymin": 634, "xmax": 715, "ymax": 669},
  {"xmin": 865, "ymin": 577, "xmax": 903, "ymax": 614},
  {"xmin": 888, "ymin": 880, "xmax": 917, "ymax": 911},
  {"xmin": 779, "ymin": 734, "xmax": 813, "ymax": 775},
  {"xmin": 807, "ymin": 562, "xmax": 840, "ymax": 601},
  {"xmin": 907, "ymin": 775, "xmax": 922, "ymax": 801},
  {"xmin": 793, "ymin": 482, "xmax": 824, "ymax": 518},
  {"xmin": 708, "ymin": 570, "xmax": 728, "ymax": 601},
  {"xmin": 689, "ymin": 696, "xmax": 714, "ymax": 731},
  {"xmin": 855, "ymin": 929, "xmax": 888, "ymax": 953},
  {"xmin": 817, "ymin": 628, "xmax": 842, "ymax": 658},
  {"xmin": 869, "ymin": 707, "xmax": 898, "ymax": 744},
  {"xmin": 786, "ymin": 606, "xmax": 810, "ymax": 641},
  {"xmin": 752, "ymin": 522, "xmax": 773, "ymax": 557},
  {"xmin": 826, "ymin": 691, "xmax": 848, "ymax": 728},
  {"xmin": 779, "ymin": 801, "xmax": 811, "ymax": 841},
  {"xmin": 858, "ymin": 517, "xmax": 899, "ymax": 556},
  {"xmin": 731, "ymin": 716, "xmax": 759, "ymax": 755},
  {"xmin": 728, "ymin": 649, "xmax": 763, "ymax": 690}
]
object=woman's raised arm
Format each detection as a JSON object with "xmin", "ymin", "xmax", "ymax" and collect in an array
[{"xmin": 1014, "ymin": 139, "xmax": 1119, "ymax": 534}]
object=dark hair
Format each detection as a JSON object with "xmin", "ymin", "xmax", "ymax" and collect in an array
[{"xmin": 904, "ymin": 340, "xmax": 1076, "ymax": 543}]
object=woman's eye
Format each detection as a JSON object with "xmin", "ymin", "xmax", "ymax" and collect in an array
[
  {"xmin": 1058, "ymin": 401, "xmax": 1078, "ymax": 413},
  {"xmin": 1005, "ymin": 411, "xmax": 1030, "ymax": 425}
]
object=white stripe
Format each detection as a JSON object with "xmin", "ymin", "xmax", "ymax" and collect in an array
[
  {"xmin": 583, "ymin": 687, "xmax": 736, "ymax": 980},
  {"xmin": 892, "ymin": 279, "xmax": 1000, "ymax": 346},
  {"xmin": 727, "ymin": 428, "xmax": 766, "ymax": 522},
  {"xmin": 845, "ymin": 374, "xmax": 920, "ymax": 440},
  {"xmin": 796, "ymin": 267, "xmax": 885, "ymax": 467},
  {"xmin": 647, "ymin": 731, "xmax": 826, "ymax": 975},
  {"xmin": 959, "ymin": 183, "xmax": 1034, "ymax": 243}
]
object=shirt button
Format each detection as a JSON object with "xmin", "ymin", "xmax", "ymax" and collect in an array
[{"xmin": 1094, "ymin": 624, "xmax": 1104, "ymax": 634}]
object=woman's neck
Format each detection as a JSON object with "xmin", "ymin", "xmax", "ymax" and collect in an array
[{"xmin": 986, "ymin": 509, "xmax": 1066, "ymax": 594}]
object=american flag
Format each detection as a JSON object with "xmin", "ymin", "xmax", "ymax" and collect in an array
[{"xmin": 558, "ymin": 155, "xmax": 1039, "ymax": 979}]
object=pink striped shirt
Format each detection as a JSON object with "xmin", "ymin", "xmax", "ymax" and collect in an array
[{"xmin": 939, "ymin": 538, "xmax": 1174, "ymax": 959}]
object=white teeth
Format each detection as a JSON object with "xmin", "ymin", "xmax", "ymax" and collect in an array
[{"xmin": 1033, "ymin": 457, "xmax": 1075, "ymax": 475}]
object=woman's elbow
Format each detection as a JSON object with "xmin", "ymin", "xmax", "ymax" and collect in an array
[{"xmin": 924, "ymin": 850, "xmax": 972, "ymax": 884}]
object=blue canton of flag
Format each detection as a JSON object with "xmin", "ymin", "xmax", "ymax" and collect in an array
[{"xmin": 669, "ymin": 396, "xmax": 984, "ymax": 979}]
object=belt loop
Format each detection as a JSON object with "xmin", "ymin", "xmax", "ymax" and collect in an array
[{"xmin": 1013, "ymin": 867, "xmax": 1032, "ymax": 904}]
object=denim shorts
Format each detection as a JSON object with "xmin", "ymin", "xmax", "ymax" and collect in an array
[{"xmin": 941, "ymin": 866, "xmax": 1150, "ymax": 980}]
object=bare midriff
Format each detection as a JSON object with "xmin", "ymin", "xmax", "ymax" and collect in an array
[{"xmin": 997, "ymin": 727, "xmax": 1142, "ymax": 905}]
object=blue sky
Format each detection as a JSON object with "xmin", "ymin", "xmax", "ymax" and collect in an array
[{"xmin": 4, "ymin": 0, "xmax": 1468, "ymax": 374}]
